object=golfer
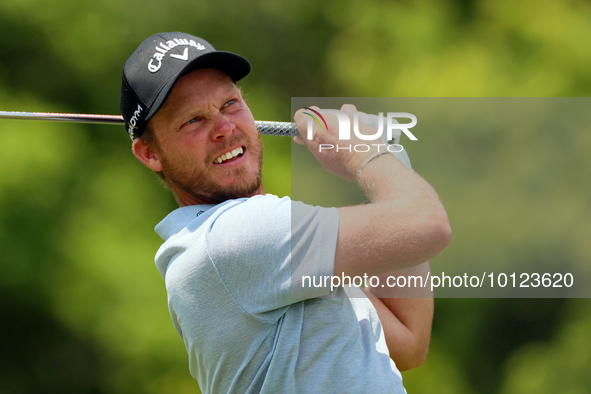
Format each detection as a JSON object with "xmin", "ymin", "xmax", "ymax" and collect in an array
[{"xmin": 120, "ymin": 31, "xmax": 452, "ymax": 393}]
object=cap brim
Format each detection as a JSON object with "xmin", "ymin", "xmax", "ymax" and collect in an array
[{"xmin": 146, "ymin": 51, "xmax": 251, "ymax": 122}]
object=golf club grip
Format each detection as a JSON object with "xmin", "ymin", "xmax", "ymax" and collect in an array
[
  {"xmin": 255, "ymin": 121, "xmax": 299, "ymax": 137},
  {"xmin": 0, "ymin": 111, "xmax": 299, "ymax": 137}
]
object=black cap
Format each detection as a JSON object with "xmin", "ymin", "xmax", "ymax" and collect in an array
[{"xmin": 120, "ymin": 32, "xmax": 251, "ymax": 139}]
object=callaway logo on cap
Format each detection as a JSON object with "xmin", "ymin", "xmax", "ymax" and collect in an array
[{"xmin": 120, "ymin": 32, "xmax": 251, "ymax": 140}]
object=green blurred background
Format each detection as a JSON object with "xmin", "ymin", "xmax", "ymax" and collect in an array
[{"xmin": 0, "ymin": 0, "xmax": 589, "ymax": 393}]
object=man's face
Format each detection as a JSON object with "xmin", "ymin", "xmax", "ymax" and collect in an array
[{"xmin": 139, "ymin": 68, "xmax": 264, "ymax": 205}]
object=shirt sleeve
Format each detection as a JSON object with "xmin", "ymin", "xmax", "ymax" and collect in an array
[{"xmin": 205, "ymin": 195, "xmax": 339, "ymax": 323}]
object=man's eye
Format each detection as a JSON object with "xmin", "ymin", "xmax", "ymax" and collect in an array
[
  {"xmin": 186, "ymin": 118, "xmax": 198, "ymax": 125},
  {"xmin": 224, "ymin": 99, "xmax": 236, "ymax": 107}
]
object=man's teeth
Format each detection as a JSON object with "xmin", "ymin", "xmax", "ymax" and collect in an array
[{"xmin": 215, "ymin": 147, "xmax": 244, "ymax": 164}]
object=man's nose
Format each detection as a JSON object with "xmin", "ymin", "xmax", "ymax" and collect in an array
[{"xmin": 211, "ymin": 115, "xmax": 235, "ymax": 140}]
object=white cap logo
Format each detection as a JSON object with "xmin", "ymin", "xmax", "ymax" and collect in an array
[{"xmin": 148, "ymin": 38, "xmax": 206, "ymax": 73}]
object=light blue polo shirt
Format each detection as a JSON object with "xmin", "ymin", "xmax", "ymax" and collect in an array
[{"xmin": 154, "ymin": 194, "xmax": 406, "ymax": 393}]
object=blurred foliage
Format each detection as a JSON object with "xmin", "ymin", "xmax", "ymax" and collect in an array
[{"xmin": 0, "ymin": 0, "xmax": 590, "ymax": 393}]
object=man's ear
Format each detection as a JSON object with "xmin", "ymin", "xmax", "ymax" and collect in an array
[{"xmin": 132, "ymin": 138, "xmax": 163, "ymax": 172}]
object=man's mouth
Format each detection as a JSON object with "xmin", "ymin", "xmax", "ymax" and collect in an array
[{"xmin": 213, "ymin": 146, "xmax": 245, "ymax": 164}]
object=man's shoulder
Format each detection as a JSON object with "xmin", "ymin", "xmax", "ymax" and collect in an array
[
  {"xmin": 209, "ymin": 194, "xmax": 292, "ymax": 230},
  {"xmin": 155, "ymin": 194, "xmax": 290, "ymax": 240},
  {"xmin": 207, "ymin": 195, "xmax": 292, "ymax": 249}
]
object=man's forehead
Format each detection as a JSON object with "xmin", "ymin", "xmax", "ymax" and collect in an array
[
  {"xmin": 166, "ymin": 69, "xmax": 237, "ymax": 106},
  {"xmin": 174, "ymin": 68, "xmax": 237, "ymax": 98},
  {"xmin": 152, "ymin": 69, "xmax": 240, "ymax": 124}
]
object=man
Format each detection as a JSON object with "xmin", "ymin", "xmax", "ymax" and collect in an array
[{"xmin": 120, "ymin": 32, "xmax": 451, "ymax": 393}]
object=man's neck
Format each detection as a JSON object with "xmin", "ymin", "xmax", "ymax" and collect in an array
[{"xmin": 175, "ymin": 184, "xmax": 266, "ymax": 207}]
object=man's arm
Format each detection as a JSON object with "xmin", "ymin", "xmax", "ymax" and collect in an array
[
  {"xmin": 363, "ymin": 262, "xmax": 433, "ymax": 371},
  {"xmin": 294, "ymin": 104, "xmax": 452, "ymax": 278},
  {"xmin": 294, "ymin": 104, "xmax": 446, "ymax": 371}
]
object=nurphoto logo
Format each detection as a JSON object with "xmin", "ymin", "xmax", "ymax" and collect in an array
[{"xmin": 300, "ymin": 108, "xmax": 418, "ymax": 153}]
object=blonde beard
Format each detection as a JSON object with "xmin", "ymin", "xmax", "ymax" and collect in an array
[{"xmin": 158, "ymin": 134, "xmax": 264, "ymax": 204}]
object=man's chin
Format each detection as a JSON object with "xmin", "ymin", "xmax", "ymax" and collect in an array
[
  {"xmin": 214, "ymin": 178, "xmax": 263, "ymax": 201},
  {"xmin": 163, "ymin": 151, "xmax": 264, "ymax": 205}
]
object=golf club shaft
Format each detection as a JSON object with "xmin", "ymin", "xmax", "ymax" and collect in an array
[{"xmin": 0, "ymin": 111, "xmax": 299, "ymax": 137}]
